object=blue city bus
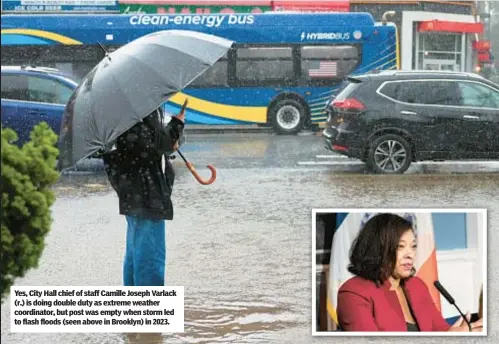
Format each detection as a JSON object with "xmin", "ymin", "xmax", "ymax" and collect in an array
[{"xmin": 1, "ymin": 13, "xmax": 399, "ymax": 134}]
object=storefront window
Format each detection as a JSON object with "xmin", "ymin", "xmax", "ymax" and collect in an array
[
  {"xmin": 420, "ymin": 32, "xmax": 461, "ymax": 52},
  {"xmin": 416, "ymin": 31, "xmax": 464, "ymax": 71}
]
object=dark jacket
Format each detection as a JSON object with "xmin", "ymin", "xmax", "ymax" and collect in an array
[{"xmin": 102, "ymin": 109, "xmax": 184, "ymax": 220}]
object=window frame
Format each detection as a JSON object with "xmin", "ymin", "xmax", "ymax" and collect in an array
[
  {"xmin": 377, "ymin": 78, "xmax": 499, "ymax": 110},
  {"xmin": 1, "ymin": 72, "xmax": 74, "ymax": 105},
  {"xmin": 233, "ymin": 43, "xmax": 298, "ymax": 87},
  {"xmin": 1, "ymin": 44, "xmax": 118, "ymax": 81},
  {"xmin": 186, "ymin": 51, "xmax": 231, "ymax": 89},
  {"xmin": 457, "ymin": 81, "xmax": 499, "ymax": 110},
  {"xmin": 231, "ymin": 43, "xmax": 362, "ymax": 88},
  {"xmin": 298, "ymin": 44, "xmax": 361, "ymax": 86}
]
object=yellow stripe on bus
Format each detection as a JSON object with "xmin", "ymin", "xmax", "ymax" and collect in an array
[
  {"xmin": 1, "ymin": 29, "xmax": 83, "ymax": 45},
  {"xmin": 169, "ymin": 93, "xmax": 268, "ymax": 123}
]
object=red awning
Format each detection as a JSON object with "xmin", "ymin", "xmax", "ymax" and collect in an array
[
  {"xmin": 272, "ymin": 1, "xmax": 350, "ymax": 12},
  {"xmin": 418, "ymin": 20, "xmax": 483, "ymax": 34}
]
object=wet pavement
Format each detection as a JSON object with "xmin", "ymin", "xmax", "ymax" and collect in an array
[
  {"xmin": 1, "ymin": 133, "xmax": 498, "ymax": 344},
  {"xmin": 60, "ymin": 132, "xmax": 499, "ymax": 174}
]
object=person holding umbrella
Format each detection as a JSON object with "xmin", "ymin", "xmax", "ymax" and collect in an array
[
  {"xmin": 102, "ymin": 105, "xmax": 184, "ymax": 286},
  {"xmin": 57, "ymin": 30, "xmax": 233, "ymax": 285}
]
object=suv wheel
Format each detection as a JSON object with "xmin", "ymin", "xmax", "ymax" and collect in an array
[{"xmin": 366, "ymin": 134, "xmax": 412, "ymax": 174}]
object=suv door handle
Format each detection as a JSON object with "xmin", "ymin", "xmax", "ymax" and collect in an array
[
  {"xmin": 463, "ymin": 115, "xmax": 480, "ymax": 120},
  {"xmin": 401, "ymin": 110, "xmax": 417, "ymax": 115}
]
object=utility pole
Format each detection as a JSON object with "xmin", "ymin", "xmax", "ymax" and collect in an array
[
  {"xmin": 474, "ymin": 0, "xmax": 495, "ymax": 78},
  {"xmin": 490, "ymin": 0, "xmax": 499, "ymax": 75},
  {"xmin": 475, "ymin": 0, "xmax": 491, "ymax": 41}
]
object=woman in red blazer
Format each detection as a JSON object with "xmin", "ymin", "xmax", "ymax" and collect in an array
[{"xmin": 337, "ymin": 213, "xmax": 483, "ymax": 332}]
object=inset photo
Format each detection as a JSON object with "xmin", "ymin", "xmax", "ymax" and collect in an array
[{"xmin": 313, "ymin": 209, "xmax": 486, "ymax": 336}]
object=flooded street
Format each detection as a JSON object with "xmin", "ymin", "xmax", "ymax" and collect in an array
[{"xmin": 2, "ymin": 133, "xmax": 498, "ymax": 344}]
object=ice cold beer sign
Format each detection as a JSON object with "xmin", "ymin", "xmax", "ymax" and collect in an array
[
  {"xmin": 1, "ymin": 0, "xmax": 119, "ymax": 12},
  {"xmin": 129, "ymin": 14, "xmax": 255, "ymax": 28}
]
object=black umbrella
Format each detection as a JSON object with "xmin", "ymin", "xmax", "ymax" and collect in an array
[{"xmin": 57, "ymin": 29, "xmax": 233, "ymax": 175}]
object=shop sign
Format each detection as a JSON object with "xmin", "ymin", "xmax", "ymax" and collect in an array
[
  {"xmin": 120, "ymin": 3, "xmax": 271, "ymax": 14},
  {"xmin": 1, "ymin": 0, "xmax": 119, "ymax": 12}
]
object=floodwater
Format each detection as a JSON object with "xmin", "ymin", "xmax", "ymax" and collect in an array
[{"xmin": 1, "ymin": 134, "xmax": 498, "ymax": 344}]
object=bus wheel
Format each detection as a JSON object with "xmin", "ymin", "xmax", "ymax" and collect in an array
[{"xmin": 269, "ymin": 99, "xmax": 306, "ymax": 135}]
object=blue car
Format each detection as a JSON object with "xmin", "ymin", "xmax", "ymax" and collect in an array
[{"xmin": 1, "ymin": 66, "xmax": 79, "ymax": 146}]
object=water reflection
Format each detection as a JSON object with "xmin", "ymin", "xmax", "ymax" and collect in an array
[{"xmin": 124, "ymin": 333, "xmax": 163, "ymax": 344}]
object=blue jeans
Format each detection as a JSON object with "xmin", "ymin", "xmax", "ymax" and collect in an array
[{"xmin": 124, "ymin": 216, "xmax": 166, "ymax": 286}]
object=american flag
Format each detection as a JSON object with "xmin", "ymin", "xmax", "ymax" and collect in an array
[{"xmin": 308, "ymin": 60, "xmax": 337, "ymax": 78}]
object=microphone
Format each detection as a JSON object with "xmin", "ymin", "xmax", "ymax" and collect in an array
[{"xmin": 434, "ymin": 280, "xmax": 472, "ymax": 331}]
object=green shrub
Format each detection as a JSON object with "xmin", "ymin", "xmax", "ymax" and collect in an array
[{"xmin": 1, "ymin": 123, "xmax": 59, "ymax": 301}]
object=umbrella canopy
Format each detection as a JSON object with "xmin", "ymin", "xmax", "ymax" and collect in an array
[{"xmin": 57, "ymin": 30, "xmax": 233, "ymax": 171}]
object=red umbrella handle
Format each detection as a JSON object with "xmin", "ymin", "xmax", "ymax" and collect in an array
[{"xmin": 185, "ymin": 162, "xmax": 216, "ymax": 185}]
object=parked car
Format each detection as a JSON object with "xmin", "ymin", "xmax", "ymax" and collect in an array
[
  {"xmin": 1, "ymin": 65, "xmax": 79, "ymax": 146},
  {"xmin": 323, "ymin": 70, "xmax": 499, "ymax": 174}
]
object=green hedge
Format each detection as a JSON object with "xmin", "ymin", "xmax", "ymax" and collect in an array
[{"xmin": 1, "ymin": 123, "xmax": 59, "ymax": 301}]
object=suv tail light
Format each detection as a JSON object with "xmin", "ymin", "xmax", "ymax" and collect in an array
[{"xmin": 331, "ymin": 98, "xmax": 365, "ymax": 112}]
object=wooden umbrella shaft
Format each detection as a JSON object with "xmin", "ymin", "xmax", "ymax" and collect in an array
[
  {"xmin": 174, "ymin": 99, "xmax": 216, "ymax": 185},
  {"xmin": 177, "ymin": 149, "xmax": 188, "ymax": 164}
]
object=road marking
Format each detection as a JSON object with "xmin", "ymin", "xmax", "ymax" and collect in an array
[
  {"xmin": 298, "ymin": 160, "xmax": 499, "ymax": 167},
  {"xmin": 411, "ymin": 161, "xmax": 499, "ymax": 167},
  {"xmin": 298, "ymin": 161, "xmax": 363, "ymax": 166},
  {"xmin": 316, "ymin": 155, "xmax": 349, "ymax": 159}
]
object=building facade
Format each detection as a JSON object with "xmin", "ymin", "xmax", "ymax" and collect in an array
[{"xmin": 349, "ymin": 1, "xmax": 488, "ymax": 73}]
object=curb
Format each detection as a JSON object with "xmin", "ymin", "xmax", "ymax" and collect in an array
[
  {"xmin": 184, "ymin": 125, "xmax": 323, "ymax": 135},
  {"xmin": 185, "ymin": 128, "xmax": 273, "ymax": 134}
]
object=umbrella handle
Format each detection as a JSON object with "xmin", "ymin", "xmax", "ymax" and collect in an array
[
  {"xmin": 180, "ymin": 99, "xmax": 188, "ymax": 116},
  {"xmin": 185, "ymin": 162, "xmax": 216, "ymax": 185}
]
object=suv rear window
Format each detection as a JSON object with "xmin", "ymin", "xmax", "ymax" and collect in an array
[{"xmin": 334, "ymin": 78, "xmax": 362, "ymax": 101}]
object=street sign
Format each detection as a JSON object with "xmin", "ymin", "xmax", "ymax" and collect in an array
[{"xmin": 119, "ymin": 3, "xmax": 271, "ymax": 14}]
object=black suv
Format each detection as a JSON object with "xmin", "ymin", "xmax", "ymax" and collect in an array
[{"xmin": 323, "ymin": 70, "xmax": 499, "ymax": 174}]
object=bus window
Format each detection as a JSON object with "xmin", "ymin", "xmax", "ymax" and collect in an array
[
  {"xmin": 300, "ymin": 45, "xmax": 360, "ymax": 84},
  {"xmin": 188, "ymin": 53, "xmax": 229, "ymax": 88},
  {"xmin": 1, "ymin": 45, "xmax": 108, "ymax": 80},
  {"xmin": 235, "ymin": 46, "xmax": 295, "ymax": 86}
]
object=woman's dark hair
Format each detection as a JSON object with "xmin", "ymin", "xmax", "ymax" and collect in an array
[{"xmin": 347, "ymin": 213, "xmax": 414, "ymax": 286}]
